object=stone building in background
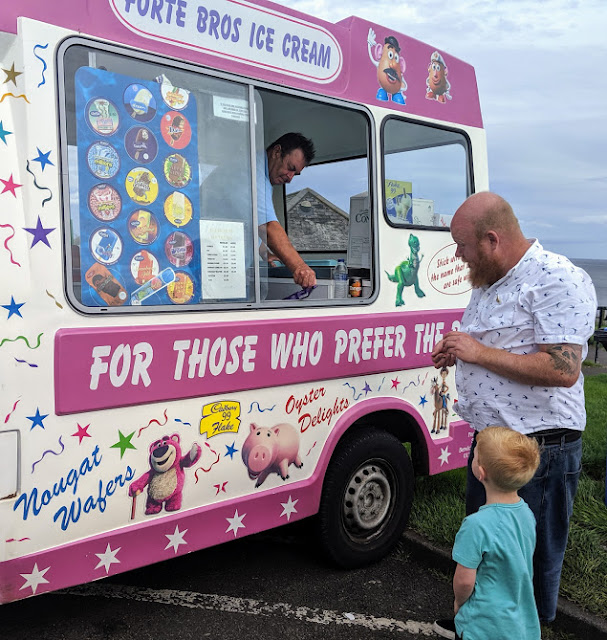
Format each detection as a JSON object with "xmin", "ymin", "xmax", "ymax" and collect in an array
[{"xmin": 285, "ymin": 188, "xmax": 349, "ymax": 252}]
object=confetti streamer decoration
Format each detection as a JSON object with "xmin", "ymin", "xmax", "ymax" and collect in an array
[
  {"xmin": 194, "ymin": 443, "xmax": 220, "ymax": 481},
  {"xmin": 33, "ymin": 43, "xmax": 48, "ymax": 87},
  {"xmin": 45, "ymin": 290, "xmax": 63, "ymax": 309},
  {"xmin": 5, "ymin": 538, "xmax": 30, "ymax": 543},
  {"xmin": 247, "ymin": 401, "xmax": 276, "ymax": 414},
  {"xmin": 0, "ymin": 333, "xmax": 43, "ymax": 349},
  {"xmin": 0, "ymin": 223, "xmax": 21, "ymax": 266},
  {"xmin": 0, "ymin": 92, "xmax": 30, "ymax": 104},
  {"xmin": 137, "ymin": 409, "xmax": 169, "ymax": 437},
  {"xmin": 14, "ymin": 357, "xmax": 38, "ymax": 368},
  {"xmin": 4, "ymin": 398, "xmax": 20, "ymax": 423},
  {"xmin": 343, "ymin": 382, "xmax": 362, "ymax": 401},
  {"xmin": 31, "ymin": 436, "xmax": 65, "ymax": 473},
  {"xmin": 26, "ymin": 160, "xmax": 53, "ymax": 207}
]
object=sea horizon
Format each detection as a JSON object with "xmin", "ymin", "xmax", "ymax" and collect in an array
[{"xmin": 569, "ymin": 258, "xmax": 607, "ymax": 310}]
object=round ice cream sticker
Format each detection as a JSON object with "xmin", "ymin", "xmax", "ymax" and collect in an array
[
  {"xmin": 167, "ymin": 271, "xmax": 194, "ymax": 304},
  {"xmin": 161, "ymin": 112, "xmax": 192, "ymax": 149},
  {"xmin": 86, "ymin": 98, "xmax": 120, "ymax": 136},
  {"xmin": 130, "ymin": 249, "xmax": 159, "ymax": 285},
  {"xmin": 163, "ymin": 153, "xmax": 192, "ymax": 189},
  {"xmin": 90, "ymin": 227, "xmax": 123, "ymax": 265},
  {"xmin": 125, "ymin": 126, "xmax": 158, "ymax": 164},
  {"xmin": 128, "ymin": 209, "xmax": 159, "ymax": 245},
  {"xmin": 164, "ymin": 192, "xmax": 192, "ymax": 227},
  {"xmin": 165, "ymin": 231, "xmax": 194, "ymax": 267},
  {"xmin": 124, "ymin": 84, "xmax": 157, "ymax": 122},
  {"xmin": 88, "ymin": 184, "xmax": 122, "ymax": 222},
  {"xmin": 160, "ymin": 84, "xmax": 190, "ymax": 110},
  {"xmin": 125, "ymin": 168, "xmax": 159, "ymax": 205},
  {"xmin": 87, "ymin": 142, "xmax": 120, "ymax": 179}
]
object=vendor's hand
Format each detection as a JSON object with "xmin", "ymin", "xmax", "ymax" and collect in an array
[
  {"xmin": 266, "ymin": 251, "xmax": 280, "ymax": 267},
  {"xmin": 292, "ymin": 263, "xmax": 317, "ymax": 288}
]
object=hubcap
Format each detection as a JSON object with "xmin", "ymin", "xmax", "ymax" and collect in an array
[{"xmin": 343, "ymin": 461, "xmax": 392, "ymax": 537}]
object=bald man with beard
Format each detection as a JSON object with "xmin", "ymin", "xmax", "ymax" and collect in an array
[{"xmin": 431, "ymin": 192, "xmax": 597, "ymax": 635}]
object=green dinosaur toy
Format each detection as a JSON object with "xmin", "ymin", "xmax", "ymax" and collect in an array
[{"xmin": 385, "ymin": 233, "xmax": 425, "ymax": 306}]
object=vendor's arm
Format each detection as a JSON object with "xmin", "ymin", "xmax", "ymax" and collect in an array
[
  {"xmin": 453, "ymin": 563, "xmax": 476, "ymax": 614},
  {"xmin": 264, "ymin": 220, "xmax": 317, "ymax": 288},
  {"xmin": 436, "ymin": 331, "xmax": 582, "ymax": 387}
]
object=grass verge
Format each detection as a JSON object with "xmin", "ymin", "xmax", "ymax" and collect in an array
[{"xmin": 408, "ymin": 373, "xmax": 607, "ymax": 619}]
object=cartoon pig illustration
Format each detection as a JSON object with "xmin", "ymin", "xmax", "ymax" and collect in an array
[{"xmin": 242, "ymin": 422, "xmax": 303, "ymax": 487}]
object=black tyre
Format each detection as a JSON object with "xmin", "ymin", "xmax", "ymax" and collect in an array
[{"xmin": 317, "ymin": 429, "xmax": 414, "ymax": 568}]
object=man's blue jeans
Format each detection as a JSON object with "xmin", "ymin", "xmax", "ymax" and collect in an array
[{"xmin": 466, "ymin": 432, "xmax": 582, "ymax": 623}]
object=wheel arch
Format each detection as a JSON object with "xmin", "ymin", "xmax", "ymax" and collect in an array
[{"xmin": 315, "ymin": 397, "xmax": 430, "ymax": 486}]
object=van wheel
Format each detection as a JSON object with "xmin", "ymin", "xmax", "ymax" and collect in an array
[{"xmin": 317, "ymin": 429, "xmax": 414, "ymax": 568}]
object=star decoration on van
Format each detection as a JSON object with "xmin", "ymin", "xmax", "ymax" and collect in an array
[
  {"xmin": 94, "ymin": 544, "xmax": 121, "ymax": 574},
  {"xmin": 2, "ymin": 63, "xmax": 22, "ymax": 86},
  {"xmin": 225, "ymin": 442, "xmax": 238, "ymax": 459},
  {"xmin": 214, "ymin": 481, "xmax": 228, "ymax": 495},
  {"xmin": 391, "ymin": 377, "xmax": 400, "ymax": 389},
  {"xmin": 165, "ymin": 525, "xmax": 188, "ymax": 554},
  {"xmin": 438, "ymin": 446, "xmax": 452, "ymax": 466},
  {"xmin": 2, "ymin": 296, "xmax": 25, "ymax": 319},
  {"xmin": 0, "ymin": 121, "xmax": 12, "ymax": 144},
  {"xmin": 280, "ymin": 496, "xmax": 298, "ymax": 521},
  {"xmin": 1, "ymin": 174, "xmax": 22, "ymax": 197},
  {"xmin": 110, "ymin": 430, "xmax": 136, "ymax": 458},
  {"xmin": 71, "ymin": 423, "xmax": 92, "ymax": 444},
  {"xmin": 24, "ymin": 216, "xmax": 55, "ymax": 248},
  {"xmin": 27, "ymin": 408, "xmax": 49, "ymax": 430},
  {"xmin": 362, "ymin": 382, "xmax": 372, "ymax": 395},
  {"xmin": 419, "ymin": 395, "xmax": 428, "ymax": 407},
  {"xmin": 225, "ymin": 509, "xmax": 246, "ymax": 537},
  {"xmin": 32, "ymin": 148, "xmax": 54, "ymax": 171},
  {"xmin": 19, "ymin": 563, "xmax": 50, "ymax": 595}
]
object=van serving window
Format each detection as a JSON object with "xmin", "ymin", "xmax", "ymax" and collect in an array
[
  {"xmin": 59, "ymin": 41, "xmax": 373, "ymax": 313},
  {"xmin": 381, "ymin": 118, "xmax": 472, "ymax": 228}
]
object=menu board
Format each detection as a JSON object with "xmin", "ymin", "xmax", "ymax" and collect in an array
[{"xmin": 75, "ymin": 67, "xmax": 200, "ymax": 307}]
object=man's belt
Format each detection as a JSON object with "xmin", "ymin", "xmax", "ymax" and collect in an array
[{"xmin": 527, "ymin": 428, "xmax": 582, "ymax": 446}]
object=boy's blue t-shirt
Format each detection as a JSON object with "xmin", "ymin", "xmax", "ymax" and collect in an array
[{"xmin": 453, "ymin": 500, "xmax": 540, "ymax": 640}]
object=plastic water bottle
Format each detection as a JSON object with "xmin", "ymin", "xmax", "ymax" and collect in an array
[{"xmin": 333, "ymin": 259, "xmax": 348, "ymax": 298}]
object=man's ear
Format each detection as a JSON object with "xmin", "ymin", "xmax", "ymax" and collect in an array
[{"xmin": 486, "ymin": 230, "xmax": 499, "ymax": 249}]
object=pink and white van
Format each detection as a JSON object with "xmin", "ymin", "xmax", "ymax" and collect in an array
[{"xmin": 0, "ymin": 0, "xmax": 486, "ymax": 604}]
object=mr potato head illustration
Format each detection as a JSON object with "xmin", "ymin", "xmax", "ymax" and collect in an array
[
  {"xmin": 426, "ymin": 51, "xmax": 452, "ymax": 103},
  {"xmin": 367, "ymin": 27, "xmax": 407, "ymax": 105}
]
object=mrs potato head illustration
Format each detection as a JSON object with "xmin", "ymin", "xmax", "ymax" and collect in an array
[
  {"xmin": 426, "ymin": 51, "xmax": 452, "ymax": 102},
  {"xmin": 367, "ymin": 28, "xmax": 407, "ymax": 104}
]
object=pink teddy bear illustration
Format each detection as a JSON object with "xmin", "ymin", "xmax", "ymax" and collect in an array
[{"xmin": 129, "ymin": 433, "xmax": 201, "ymax": 515}]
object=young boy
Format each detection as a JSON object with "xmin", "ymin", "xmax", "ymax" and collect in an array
[{"xmin": 448, "ymin": 427, "xmax": 541, "ymax": 640}]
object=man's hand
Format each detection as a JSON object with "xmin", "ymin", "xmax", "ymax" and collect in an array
[
  {"xmin": 431, "ymin": 338, "xmax": 456, "ymax": 369},
  {"xmin": 292, "ymin": 263, "xmax": 317, "ymax": 288},
  {"xmin": 436, "ymin": 331, "xmax": 486, "ymax": 364},
  {"xmin": 266, "ymin": 251, "xmax": 280, "ymax": 267},
  {"xmin": 433, "ymin": 330, "xmax": 583, "ymax": 387},
  {"xmin": 264, "ymin": 221, "xmax": 317, "ymax": 287}
]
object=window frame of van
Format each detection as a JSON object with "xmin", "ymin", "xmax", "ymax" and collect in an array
[
  {"xmin": 380, "ymin": 116, "xmax": 475, "ymax": 229},
  {"xmin": 56, "ymin": 36, "xmax": 376, "ymax": 315}
]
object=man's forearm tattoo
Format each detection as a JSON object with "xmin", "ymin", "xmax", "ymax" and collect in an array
[{"xmin": 546, "ymin": 344, "xmax": 582, "ymax": 375}]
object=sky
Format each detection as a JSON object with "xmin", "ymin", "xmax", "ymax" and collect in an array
[{"xmin": 283, "ymin": 0, "xmax": 607, "ymax": 260}]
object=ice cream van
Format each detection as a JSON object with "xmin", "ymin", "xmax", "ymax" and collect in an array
[{"xmin": 0, "ymin": 0, "xmax": 487, "ymax": 604}]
